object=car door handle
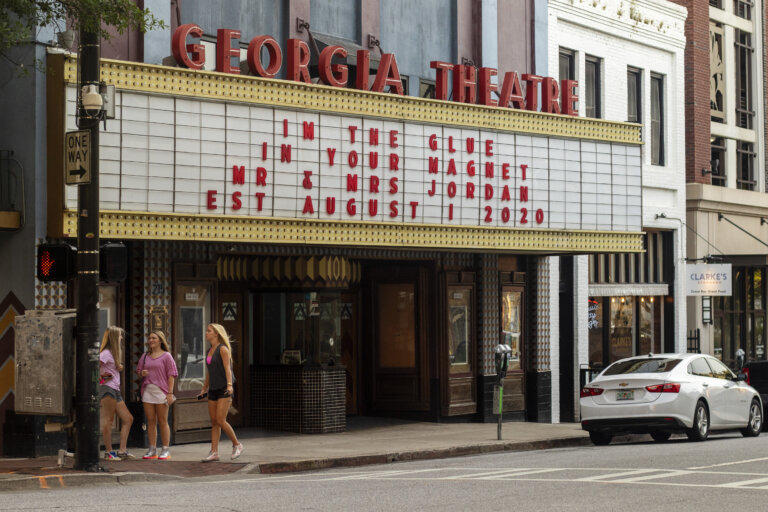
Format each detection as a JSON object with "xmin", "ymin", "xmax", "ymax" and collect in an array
[
  {"xmin": 702, "ymin": 383, "xmax": 709, "ymax": 387},
  {"xmin": 724, "ymin": 384, "xmax": 733, "ymax": 389}
]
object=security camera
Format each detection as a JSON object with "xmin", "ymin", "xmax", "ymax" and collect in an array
[{"xmin": 81, "ymin": 84, "xmax": 103, "ymax": 113}]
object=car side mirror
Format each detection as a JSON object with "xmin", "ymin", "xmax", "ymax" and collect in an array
[{"xmin": 736, "ymin": 372, "xmax": 748, "ymax": 382}]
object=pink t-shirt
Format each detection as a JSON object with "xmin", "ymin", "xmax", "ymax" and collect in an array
[
  {"xmin": 137, "ymin": 351, "xmax": 178, "ymax": 395},
  {"xmin": 99, "ymin": 349, "xmax": 121, "ymax": 391}
]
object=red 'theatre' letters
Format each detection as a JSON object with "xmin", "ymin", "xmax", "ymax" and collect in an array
[
  {"xmin": 372, "ymin": 54, "xmax": 404, "ymax": 95},
  {"xmin": 319, "ymin": 45, "xmax": 348, "ymax": 87},
  {"xmin": 172, "ymin": 24, "xmax": 205, "ymax": 70},
  {"xmin": 216, "ymin": 29, "xmax": 241, "ymax": 74},
  {"xmin": 430, "ymin": 61, "xmax": 453, "ymax": 100},
  {"xmin": 287, "ymin": 39, "xmax": 311, "ymax": 83},
  {"xmin": 479, "ymin": 67, "xmax": 498, "ymax": 107},
  {"xmin": 247, "ymin": 35, "xmax": 282, "ymax": 78}
]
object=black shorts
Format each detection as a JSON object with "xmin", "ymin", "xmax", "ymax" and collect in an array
[{"xmin": 208, "ymin": 388, "xmax": 232, "ymax": 401}]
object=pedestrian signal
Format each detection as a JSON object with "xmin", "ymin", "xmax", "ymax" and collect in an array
[{"xmin": 36, "ymin": 243, "xmax": 76, "ymax": 281}]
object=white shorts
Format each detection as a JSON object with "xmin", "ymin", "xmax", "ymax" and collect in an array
[{"xmin": 142, "ymin": 384, "xmax": 167, "ymax": 404}]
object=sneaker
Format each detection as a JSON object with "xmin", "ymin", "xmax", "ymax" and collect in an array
[
  {"xmin": 158, "ymin": 447, "xmax": 171, "ymax": 460},
  {"xmin": 231, "ymin": 443, "xmax": 244, "ymax": 460},
  {"xmin": 201, "ymin": 450, "xmax": 219, "ymax": 462},
  {"xmin": 105, "ymin": 451, "xmax": 121, "ymax": 461},
  {"xmin": 142, "ymin": 447, "xmax": 158, "ymax": 459},
  {"xmin": 117, "ymin": 451, "xmax": 136, "ymax": 460}
]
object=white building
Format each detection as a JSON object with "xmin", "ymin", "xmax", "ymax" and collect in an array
[{"xmin": 547, "ymin": 0, "xmax": 688, "ymax": 421}]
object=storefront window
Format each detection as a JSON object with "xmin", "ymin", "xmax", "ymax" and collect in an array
[
  {"xmin": 448, "ymin": 288, "xmax": 471, "ymax": 366},
  {"xmin": 590, "ymin": 296, "xmax": 662, "ymax": 366},
  {"xmin": 714, "ymin": 266, "xmax": 767, "ymax": 363},
  {"xmin": 588, "ymin": 298, "xmax": 604, "ymax": 366},
  {"xmin": 609, "ymin": 297, "xmax": 634, "ymax": 361},
  {"xmin": 501, "ymin": 290, "xmax": 523, "ymax": 371}
]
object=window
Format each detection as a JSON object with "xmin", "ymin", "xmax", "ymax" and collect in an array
[
  {"xmin": 737, "ymin": 141, "xmax": 756, "ymax": 190},
  {"xmin": 604, "ymin": 358, "xmax": 681, "ymax": 375},
  {"xmin": 589, "ymin": 231, "xmax": 670, "ymax": 285},
  {"xmin": 627, "ymin": 67, "xmax": 642, "ymax": 123},
  {"xmin": 735, "ymin": 30, "xmax": 754, "ymax": 129},
  {"xmin": 651, "ymin": 73, "xmax": 665, "ymax": 165},
  {"xmin": 711, "ymin": 137, "xmax": 726, "ymax": 186},
  {"xmin": 585, "ymin": 55, "xmax": 602, "ymax": 118},
  {"xmin": 734, "ymin": 0, "xmax": 753, "ymax": 19},
  {"xmin": 706, "ymin": 358, "xmax": 735, "ymax": 379},
  {"xmin": 559, "ymin": 48, "xmax": 576, "ymax": 81},
  {"xmin": 401, "ymin": 75, "xmax": 410, "ymax": 96},
  {"xmin": 710, "ymin": 0, "xmax": 722, "ymax": 7},
  {"xmin": 419, "ymin": 79, "xmax": 435, "ymax": 99},
  {"xmin": 714, "ymin": 267, "xmax": 766, "ymax": 364},
  {"xmin": 688, "ymin": 357, "xmax": 714, "ymax": 377},
  {"xmin": 710, "ymin": 23, "xmax": 725, "ymax": 122}
]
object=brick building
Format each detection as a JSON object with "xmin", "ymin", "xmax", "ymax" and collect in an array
[{"xmin": 677, "ymin": 0, "xmax": 768, "ymax": 366}]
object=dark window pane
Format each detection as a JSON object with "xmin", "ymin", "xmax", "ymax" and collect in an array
[
  {"xmin": 651, "ymin": 74, "xmax": 664, "ymax": 165},
  {"xmin": 711, "ymin": 137, "xmax": 726, "ymax": 186},
  {"xmin": 627, "ymin": 68, "xmax": 641, "ymax": 123},
  {"xmin": 735, "ymin": 29, "xmax": 753, "ymax": 128},
  {"xmin": 755, "ymin": 269, "xmax": 764, "ymax": 310},
  {"xmin": 737, "ymin": 141, "xmax": 755, "ymax": 190},
  {"xmin": 734, "ymin": 0, "xmax": 752, "ymax": 19},
  {"xmin": 585, "ymin": 56, "xmax": 601, "ymax": 118},
  {"xmin": 559, "ymin": 49, "xmax": 575, "ymax": 81},
  {"xmin": 688, "ymin": 357, "xmax": 714, "ymax": 377},
  {"xmin": 609, "ymin": 297, "xmax": 634, "ymax": 363}
]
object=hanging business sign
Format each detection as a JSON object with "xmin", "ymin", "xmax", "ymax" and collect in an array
[{"xmin": 686, "ymin": 263, "xmax": 732, "ymax": 296}]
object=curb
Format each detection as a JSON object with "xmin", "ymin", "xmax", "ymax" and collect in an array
[
  {"xmin": 253, "ymin": 435, "xmax": 592, "ymax": 474},
  {"xmin": 0, "ymin": 471, "xmax": 183, "ymax": 492}
]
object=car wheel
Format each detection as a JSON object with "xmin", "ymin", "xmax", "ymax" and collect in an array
[
  {"xmin": 741, "ymin": 399, "xmax": 762, "ymax": 437},
  {"xmin": 589, "ymin": 431, "xmax": 613, "ymax": 446},
  {"xmin": 650, "ymin": 431, "xmax": 672, "ymax": 442},
  {"xmin": 686, "ymin": 400, "xmax": 710, "ymax": 442}
]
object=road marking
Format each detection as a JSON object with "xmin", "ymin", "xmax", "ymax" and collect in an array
[
  {"xmin": 576, "ymin": 469, "xmax": 660, "ymax": 482},
  {"xmin": 613, "ymin": 470, "xmax": 692, "ymax": 483},
  {"xmin": 434, "ymin": 468, "xmax": 535, "ymax": 480},
  {"xmin": 326, "ymin": 468, "xmax": 449, "ymax": 480},
  {"xmin": 689, "ymin": 456, "xmax": 768, "ymax": 470},
  {"xmin": 485, "ymin": 468, "xmax": 564, "ymax": 480},
  {"xmin": 718, "ymin": 476, "xmax": 768, "ymax": 488}
]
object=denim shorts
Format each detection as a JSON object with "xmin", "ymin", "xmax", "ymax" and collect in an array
[{"xmin": 99, "ymin": 385, "xmax": 123, "ymax": 402}]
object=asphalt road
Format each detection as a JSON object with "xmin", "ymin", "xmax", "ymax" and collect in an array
[{"xmin": 7, "ymin": 431, "xmax": 768, "ymax": 511}]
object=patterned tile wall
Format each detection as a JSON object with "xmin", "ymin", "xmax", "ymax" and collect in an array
[
  {"xmin": 477, "ymin": 254, "xmax": 500, "ymax": 375},
  {"xmin": 534, "ymin": 256, "xmax": 551, "ymax": 372}
]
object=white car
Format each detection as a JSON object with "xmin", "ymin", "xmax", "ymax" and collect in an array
[{"xmin": 580, "ymin": 353, "xmax": 763, "ymax": 445}]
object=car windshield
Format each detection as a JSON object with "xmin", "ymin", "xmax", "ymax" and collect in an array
[{"xmin": 603, "ymin": 358, "xmax": 682, "ymax": 375}]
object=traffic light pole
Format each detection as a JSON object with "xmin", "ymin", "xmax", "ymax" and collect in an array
[{"xmin": 74, "ymin": 27, "xmax": 101, "ymax": 471}]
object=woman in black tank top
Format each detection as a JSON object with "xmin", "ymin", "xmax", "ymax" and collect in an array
[{"xmin": 199, "ymin": 323, "xmax": 243, "ymax": 462}]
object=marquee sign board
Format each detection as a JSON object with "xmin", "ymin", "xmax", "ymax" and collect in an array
[{"xmin": 63, "ymin": 88, "xmax": 642, "ymax": 233}]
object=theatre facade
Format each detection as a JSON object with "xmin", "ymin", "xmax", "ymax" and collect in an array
[{"xmin": 45, "ymin": 46, "xmax": 642, "ymax": 438}]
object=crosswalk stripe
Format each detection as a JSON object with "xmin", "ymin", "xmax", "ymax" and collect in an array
[
  {"xmin": 485, "ymin": 468, "xmax": 563, "ymax": 480},
  {"xmin": 434, "ymin": 468, "xmax": 534, "ymax": 480},
  {"xmin": 576, "ymin": 469, "xmax": 660, "ymax": 482}
]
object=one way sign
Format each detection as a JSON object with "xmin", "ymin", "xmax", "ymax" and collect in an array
[{"xmin": 65, "ymin": 130, "xmax": 91, "ymax": 185}]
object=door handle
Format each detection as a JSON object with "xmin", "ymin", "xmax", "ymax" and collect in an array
[
  {"xmin": 724, "ymin": 384, "xmax": 733, "ymax": 389},
  {"xmin": 702, "ymin": 383, "xmax": 709, "ymax": 387}
]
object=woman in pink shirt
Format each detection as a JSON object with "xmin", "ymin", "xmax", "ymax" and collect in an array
[
  {"xmin": 99, "ymin": 326, "xmax": 134, "ymax": 460},
  {"xmin": 136, "ymin": 331, "xmax": 178, "ymax": 460}
]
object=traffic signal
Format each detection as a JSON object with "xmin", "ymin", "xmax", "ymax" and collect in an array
[
  {"xmin": 37, "ymin": 243, "xmax": 76, "ymax": 281},
  {"xmin": 100, "ymin": 242, "xmax": 127, "ymax": 282}
]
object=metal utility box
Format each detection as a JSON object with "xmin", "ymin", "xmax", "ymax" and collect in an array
[{"xmin": 14, "ymin": 309, "xmax": 76, "ymax": 415}]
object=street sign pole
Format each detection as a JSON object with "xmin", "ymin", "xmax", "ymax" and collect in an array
[{"xmin": 74, "ymin": 27, "xmax": 101, "ymax": 471}]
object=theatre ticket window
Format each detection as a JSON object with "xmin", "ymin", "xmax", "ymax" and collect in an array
[{"xmin": 174, "ymin": 284, "xmax": 211, "ymax": 392}]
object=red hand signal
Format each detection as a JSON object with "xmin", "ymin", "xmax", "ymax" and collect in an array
[{"xmin": 39, "ymin": 250, "xmax": 54, "ymax": 277}]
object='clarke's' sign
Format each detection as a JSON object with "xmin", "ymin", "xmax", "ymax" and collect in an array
[{"xmin": 171, "ymin": 24, "xmax": 579, "ymax": 115}]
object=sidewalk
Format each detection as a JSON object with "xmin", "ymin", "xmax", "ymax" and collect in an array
[{"xmin": 0, "ymin": 418, "xmax": 590, "ymax": 491}]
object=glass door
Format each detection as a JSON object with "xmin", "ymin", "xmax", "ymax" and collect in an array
[
  {"xmin": 500, "ymin": 286, "xmax": 525, "ymax": 414},
  {"xmin": 444, "ymin": 284, "xmax": 476, "ymax": 416}
]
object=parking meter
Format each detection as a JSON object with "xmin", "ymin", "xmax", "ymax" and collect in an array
[
  {"xmin": 494, "ymin": 343, "xmax": 512, "ymax": 440},
  {"xmin": 495, "ymin": 343, "xmax": 512, "ymax": 383},
  {"xmin": 736, "ymin": 348, "xmax": 747, "ymax": 381}
]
